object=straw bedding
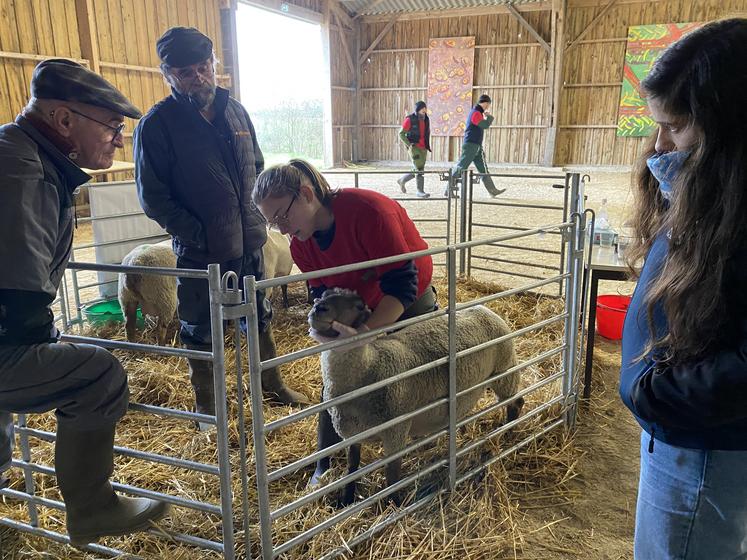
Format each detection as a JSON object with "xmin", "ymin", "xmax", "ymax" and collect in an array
[{"xmin": 1, "ymin": 274, "xmax": 583, "ymax": 560}]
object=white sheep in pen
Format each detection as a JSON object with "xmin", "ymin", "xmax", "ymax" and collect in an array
[
  {"xmin": 263, "ymin": 229, "xmax": 293, "ymax": 307},
  {"xmin": 118, "ymin": 239, "xmax": 177, "ymax": 346},
  {"xmin": 118, "ymin": 231, "xmax": 296, "ymax": 345},
  {"xmin": 308, "ymin": 288, "xmax": 523, "ymax": 505}
]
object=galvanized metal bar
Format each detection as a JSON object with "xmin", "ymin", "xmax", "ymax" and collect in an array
[
  {"xmin": 269, "ymin": 396, "xmax": 448, "ymax": 482},
  {"xmin": 316, "ymin": 490, "xmax": 445, "ymax": 560},
  {"xmin": 244, "ymin": 275, "xmax": 274, "ymax": 560},
  {"xmin": 454, "ymin": 346, "xmax": 564, "ymax": 400},
  {"xmin": 67, "ymin": 261, "xmax": 207, "ymax": 278},
  {"xmin": 472, "ymin": 172, "xmax": 566, "ymax": 180},
  {"xmin": 208, "ymin": 265, "xmax": 236, "ymax": 560},
  {"xmin": 71, "ymin": 233, "xmax": 168, "ymax": 251},
  {"xmin": 76, "ymin": 210, "xmax": 158, "ymax": 223},
  {"xmin": 128, "ymin": 402, "xmax": 216, "ymax": 425},
  {"xmin": 456, "ymin": 418, "xmax": 565, "ymax": 485},
  {"xmin": 14, "ymin": 460, "xmax": 223, "ymax": 514},
  {"xmin": 274, "ymin": 459, "xmax": 447, "ymax": 557},
  {"xmin": 558, "ymin": 173, "xmax": 572, "ymax": 298},
  {"xmin": 261, "ymin": 307, "xmax": 447, "ymax": 371},
  {"xmin": 15, "ymin": 415, "xmax": 39, "ymax": 526},
  {"xmin": 14, "ymin": 426, "xmax": 219, "ymax": 475},
  {"xmin": 447, "ymin": 246, "xmax": 458, "ymax": 489},
  {"xmin": 0, "ymin": 518, "xmax": 128, "ymax": 557},
  {"xmin": 468, "ymin": 266, "xmax": 548, "ymax": 281},
  {"xmin": 456, "ymin": 375, "xmax": 565, "ymax": 434},
  {"xmin": 68, "ymin": 256, "xmax": 83, "ymax": 329},
  {"xmin": 265, "ymin": 352, "xmax": 450, "ymax": 433},
  {"xmin": 459, "ymin": 170, "xmax": 469, "ymax": 274},
  {"xmin": 564, "ymin": 213, "xmax": 586, "ymax": 429},
  {"xmin": 233, "ymin": 314, "xmax": 252, "ymax": 551},
  {"xmin": 471, "ymin": 200, "xmax": 564, "ymax": 211},
  {"xmin": 471, "ymin": 222, "xmax": 563, "ymax": 235},
  {"xmin": 470, "ymin": 254, "xmax": 559, "ymax": 271},
  {"xmin": 59, "ymin": 334, "xmax": 212, "ymax": 360},
  {"xmin": 484, "ymin": 242, "xmax": 561, "ymax": 255},
  {"xmin": 271, "ymin": 428, "xmax": 446, "ymax": 521}
]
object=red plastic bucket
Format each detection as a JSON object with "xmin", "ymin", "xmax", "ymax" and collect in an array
[{"xmin": 596, "ymin": 295, "xmax": 631, "ymax": 340}]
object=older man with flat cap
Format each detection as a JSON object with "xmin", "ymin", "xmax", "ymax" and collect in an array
[
  {"xmin": 0, "ymin": 59, "xmax": 169, "ymax": 545},
  {"xmin": 134, "ymin": 27, "xmax": 310, "ymax": 420}
]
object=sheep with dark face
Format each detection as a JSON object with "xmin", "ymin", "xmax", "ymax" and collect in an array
[{"xmin": 308, "ymin": 288, "xmax": 523, "ymax": 505}]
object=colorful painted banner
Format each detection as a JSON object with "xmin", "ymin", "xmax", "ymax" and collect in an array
[
  {"xmin": 616, "ymin": 23, "xmax": 703, "ymax": 137},
  {"xmin": 427, "ymin": 37, "xmax": 475, "ymax": 136}
]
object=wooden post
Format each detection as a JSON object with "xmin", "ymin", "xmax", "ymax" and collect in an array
[
  {"xmin": 544, "ymin": 0, "xmax": 566, "ymax": 166},
  {"xmin": 353, "ymin": 19, "xmax": 362, "ymax": 161},
  {"xmin": 74, "ymin": 0, "xmax": 100, "ymax": 73},
  {"xmin": 219, "ymin": 0, "xmax": 241, "ymax": 99},
  {"xmin": 321, "ymin": 0, "xmax": 335, "ymax": 167}
]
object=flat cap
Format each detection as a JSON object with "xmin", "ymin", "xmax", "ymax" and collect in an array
[
  {"xmin": 31, "ymin": 59, "xmax": 141, "ymax": 119},
  {"xmin": 156, "ymin": 27, "xmax": 213, "ymax": 68}
]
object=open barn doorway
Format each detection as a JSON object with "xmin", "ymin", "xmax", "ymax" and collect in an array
[{"xmin": 236, "ymin": 2, "xmax": 326, "ymax": 168}]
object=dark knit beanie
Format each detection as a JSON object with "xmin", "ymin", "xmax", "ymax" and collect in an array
[
  {"xmin": 414, "ymin": 100, "xmax": 427, "ymax": 113},
  {"xmin": 478, "ymin": 94, "xmax": 492, "ymax": 104}
]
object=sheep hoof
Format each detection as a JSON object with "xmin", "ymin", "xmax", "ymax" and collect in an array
[
  {"xmin": 264, "ymin": 387, "xmax": 312, "ymax": 407},
  {"xmin": 0, "ymin": 473, "xmax": 9, "ymax": 490},
  {"xmin": 307, "ymin": 468, "xmax": 334, "ymax": 491}
]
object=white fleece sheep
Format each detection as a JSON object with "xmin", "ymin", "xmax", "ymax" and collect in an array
[
  {"xmin": 118, "ymin": 239, "xmax": 177, "ymax": 345},
  {"xmin": 263, "ymin": 229, "xmax": 293, "ymax": 307},
  {"xmin": 308, "ymin": 288, "xmax": 523, "ymax": 504}
]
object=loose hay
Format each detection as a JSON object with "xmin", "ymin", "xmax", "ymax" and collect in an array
[{"xmin": 1, "ymin": 274, "xmax": 583, "ymax": 559}]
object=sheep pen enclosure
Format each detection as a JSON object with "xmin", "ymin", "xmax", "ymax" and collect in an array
[{"xmin": 0, "ymin": 167, "xmax": 596, "ymax": 559}]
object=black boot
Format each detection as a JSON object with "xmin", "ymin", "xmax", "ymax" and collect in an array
[
  {"xmin": 415, "ymin": 173, "xmax": 430, "ymax": 198},
  {"xmin": 397, "ymin": 173, "xmax": 415, "ymax": 193},
  {"xmin": 258, "ymin": 327, "xmax": 311, "ymax": 406},
  {"xmin": 187, "ymin": 355, "xmax": 216, "ymax": 431},
  {"xmin": 55, "ymin": 423, "xmax": 169, "ymax": 546}
]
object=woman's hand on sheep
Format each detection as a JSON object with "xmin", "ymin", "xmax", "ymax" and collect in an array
[{"xmin": 309, "ymin": 322, "xmax": 375, "ymax": 349}]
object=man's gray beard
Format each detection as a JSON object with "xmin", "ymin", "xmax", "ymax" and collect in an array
[{"xmin": 189, "ymin": 87, "xmax": 216, "ymax": 110}]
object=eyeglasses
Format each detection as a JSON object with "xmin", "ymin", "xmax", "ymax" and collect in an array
[
  {"xmin": 67, "ymin": 108, "xmax": 125, "ymax": 141},
  {"xmin": 267, "ymin": 195, "xmax": 297, "ymax": 230},
  {"xmin": 171, "ymin": 60, "xmax": 215, "ymax": 82}
]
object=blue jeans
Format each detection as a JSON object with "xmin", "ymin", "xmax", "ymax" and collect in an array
[{"xmin": 635, "ymin": 430, "xmax": 747, "ymax": 559}]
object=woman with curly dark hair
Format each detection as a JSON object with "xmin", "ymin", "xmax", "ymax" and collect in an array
[{"xmin": 619, "ymin": 18, "xmax": 747, "ymax": 559}]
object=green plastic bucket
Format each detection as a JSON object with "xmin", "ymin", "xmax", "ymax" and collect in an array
[{"xmin": 82, "ymin": 299, "xmax": 145, "ymax": 328}]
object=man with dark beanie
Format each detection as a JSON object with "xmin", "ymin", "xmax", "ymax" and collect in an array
[
  {"xmin": 396, "ymin": 100, "xmax": 430, "ymax": 198},
  {"xmin": 134, "ymin": 27, "xmax": 310, "ymax": 424},
  {"xmin": 449, "ymin": 94, "xmax": 505, "ymax": 198},
  {"xmin": 0, "ymin": 59, "xmax": 169, "ymax": 546}
]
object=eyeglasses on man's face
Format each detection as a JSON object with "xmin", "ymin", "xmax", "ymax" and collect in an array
[
  {"xmin": 67, "ymin": 108, "xmax": 126, "ymax": 142},
  {"xmin": 267, "ymin": 195, "xmax": 297, "ymax": 230},
  {"xmin": 171, "ymin": 60, "xmax": 215, "ymax": 83}
]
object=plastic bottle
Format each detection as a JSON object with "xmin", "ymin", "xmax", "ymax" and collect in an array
[
  {"xmin": 596, "ymin": 198, "xmax": 610, "ymax": 231},
  {"xmin": 594, "ymin": 199, "xmax": 615, "ymax": 246}
]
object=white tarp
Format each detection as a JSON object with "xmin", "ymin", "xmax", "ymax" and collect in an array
[{"xmin": 87, "ymin": 180, "xmax": 168, "ymax": 299}]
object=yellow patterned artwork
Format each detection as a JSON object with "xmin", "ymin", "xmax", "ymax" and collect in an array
[{"xmin": 427, "ymin": 37, "xmax": 476, "ymax": 136}]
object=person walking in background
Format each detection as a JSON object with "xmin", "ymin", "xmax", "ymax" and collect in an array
[
  {"xmin": 397, "ymin": 100, "xmax": 431, "ymax": 198},
  {"xmin": 449, "ymin": 94, "xmax": 505, "ymax": 198},
  {"xmin": 618, "ymin": 18, "xmax": 747, "ymax": 560},
  {"xmin": 134, "ymin": 27, "xmax": 310, "ymax": 425}
]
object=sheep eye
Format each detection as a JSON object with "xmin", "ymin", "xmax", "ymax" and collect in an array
[{"xmin": 316, "ymin": 304, "xmax": 328, "ymax": 313}]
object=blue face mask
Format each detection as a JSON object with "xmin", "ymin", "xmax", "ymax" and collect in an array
[{"xmin": 646, "ymin": 151, "xmax": 690, "ymax": 200}]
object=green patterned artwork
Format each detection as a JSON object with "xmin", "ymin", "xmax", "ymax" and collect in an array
[{"xmin": 617, "ymin": 23, "xmax": 703, "ymax": 137}]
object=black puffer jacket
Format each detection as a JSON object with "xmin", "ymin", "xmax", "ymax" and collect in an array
[{"xmin": 134, "ymin": 87, "xmax": 267, "ymax": 264}]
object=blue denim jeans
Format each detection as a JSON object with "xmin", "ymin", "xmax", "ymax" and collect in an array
[{"xmin": 635, "ymin": 430, "xmax": 747, "ymax": 559}]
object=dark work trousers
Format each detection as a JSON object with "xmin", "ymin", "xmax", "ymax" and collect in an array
[
  {"xmin": 0, "ymin": 342, "xmax": 129, "ymax": 473},
  {"xmin": 176, "ymin": 248, "xmax": 272, "ymax": 348},
  {"xmin": 315, "ymin": 285, "xmax": 438, "ymax": 478}
]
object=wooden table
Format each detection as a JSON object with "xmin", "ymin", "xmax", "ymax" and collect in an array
[
  {"xmin": 582, "ymin": 245, "xmax": 632, "ymax": 398},
  {"xmin": 82, "ymin": 159, "xmax": 135, "ymax": 180}
]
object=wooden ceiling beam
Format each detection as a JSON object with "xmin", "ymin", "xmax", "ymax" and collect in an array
[
  {"xmin": 565, "ymin": 0, "xmax": 617, "ymax": 51},
  {"xmin": 505, "ymin": 3, "xmax": 551, "ymax": 55},
  {"xmin": 358, "ymin": 14, "xmax": 399, "ymax": 64}
]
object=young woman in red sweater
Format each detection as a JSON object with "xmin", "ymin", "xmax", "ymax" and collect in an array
[{"xmin": 253, "ymin": 159, "xmax": 436, "ymax": 486}]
